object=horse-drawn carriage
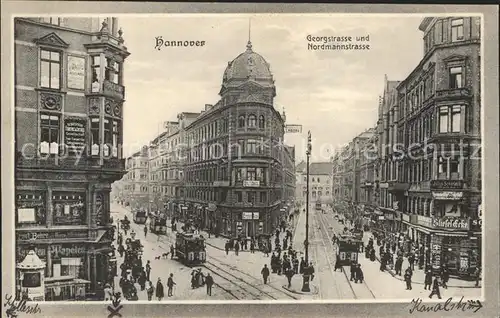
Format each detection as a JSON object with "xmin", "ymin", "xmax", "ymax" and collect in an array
[
  {"xmin": 120, "ymin": 217, "xmax": 131, "ymax": 233},
  {"xmin": 257, "ymin": 233, "xmax": 271, "ymax": 251}
]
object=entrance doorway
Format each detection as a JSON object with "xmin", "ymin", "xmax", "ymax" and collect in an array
[{"xmin": 246, "ymin": 221, "xmax": 255, "ymax": 237}]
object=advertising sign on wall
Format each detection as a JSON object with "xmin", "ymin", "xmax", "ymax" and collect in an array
[
  {"xmin": 67, "ymin": 55, "xmax": 86, "ymax": 90},
  {"xmin": 64, "ymin": 118, "xmax": 86, "ymax": 155}
]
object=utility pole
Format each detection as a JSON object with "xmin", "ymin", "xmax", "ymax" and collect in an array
[{"xmin": 302, "ymin": 130, "xmax": 312, "ymax": 292}]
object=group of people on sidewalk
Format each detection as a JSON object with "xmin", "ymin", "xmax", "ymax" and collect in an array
[{"xmin": 190, "ymin": 268, "xmax": 215, "ymax": 296}]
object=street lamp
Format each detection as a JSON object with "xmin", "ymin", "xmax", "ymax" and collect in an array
[{"xmin": 302, "ymin": 131, "xmax": 312, "ymax": 292}]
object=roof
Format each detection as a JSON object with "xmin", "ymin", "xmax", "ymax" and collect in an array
[
  {"xmin": 296, "ymin": 160, "xmax": 306, "ymax": 171},
  {"xmin": 309, "ymin": 162, "xmax": 333, "ymax": 175}
]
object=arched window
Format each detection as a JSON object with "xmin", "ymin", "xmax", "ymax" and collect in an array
[
  {"xmin": 312, "ymin": 177, "xmax": 315, "ymax": 182},
  {"xmin": 312, "ymin": 191, "xmax": 316, "ymax": 197},
  {"xmin": 238, "ymin": 115, "xmax": 245, "ymax": 128},
  {"xmin": 318, "ymin": 191, "xmax": 322, "ymax": 197},
  {"xmin": 258, "ymin": 115, "xmax": 265, "ymax": 128},
  {"xmin": 247, "ymin": 114, "xmax": 257, "ymax": 128}
]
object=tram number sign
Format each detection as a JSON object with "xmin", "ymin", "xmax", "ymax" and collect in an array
[
  {"xmin": 351, "ymin": 252, "xmax": 358, "ymax": 262},
  {"xmin": 340, "ymin": 252, "xmax": 346, "ymax": 260}
]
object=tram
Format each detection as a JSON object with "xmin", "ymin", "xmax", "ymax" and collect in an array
[
  {"xmin": 133, "ymin": 209, "xmax": 148, "ymax": 224},
  {"xmin": 174, "ymin": 232, "xmax": 206, "ymax": 266},
  {"xmin": 335, "ymin": 233, "xmax": 362, "ymax": 267},
  {"xmin": 149, "ymin": 212, "xmax": 167, "ymax": 234}
]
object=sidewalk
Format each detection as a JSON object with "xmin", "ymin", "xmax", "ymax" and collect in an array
[{"xmin": 361, "ymin": 231, "xmax": 479, "ymax": 289}]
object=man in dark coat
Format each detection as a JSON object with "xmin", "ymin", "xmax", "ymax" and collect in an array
[
  {"xmin": 395, "ymin": 256, "xmax": 403, "ymax": 276},
  {"xmin": 350, "ymin": 261, "xmax": 357, "ymax": 281},
  {"xmin": 334, "ymin": 255, "xmax": 342, "ymax": 271},
  {"xmin": 355, "ymin": 264, "xmax": 364, "ymax": 283},
  {"xmin": 170, "ymin": 244, "xmax": 175, "ymax": 259},
  {"xmin": 261, "ymin": 264, "xmax": 270, "ymax": 284},
  {"xmin": 234, "ymin": 241, "xmax": 240, "ymax": 256},
  {"xmin": 250, "ymin": 240, "xmax": 255, "ymax": 253},
  {"xmin": 145, "ymin": 260, "xmax": 151, "ymax": 281},
  {"xmin": 299, "ymin": 257, "xmax": 306, "ymax": 274},
  {"xmin": 167, "ymin": 273, "xmax": 176, "ymax": 297},
  {"xmin": 225, "ymin": 241, "xmax": 230, "ymax": 255},
  {"xmin": 404, "ymin": 269, "xmax": 412, "ymax": 290},
  {"xmin": 285, "ymin": 267, "xmax": 295, "ymax": 288},
  {"xmin": 429, "ymin": 276, "xmax": 442, "ymax": 299},
  {"xmin": 408, "ymin": 253, "xmax": 415, "ymax": 271},
  {"xmin": 156, "ymin": 278, "xmax": 164, "ymax": 301},
  {"xmin": 293, "ymin": 257, "xmax": 299, "ymax": 274},
  {"xmin": 424, "ymin": 270, "xmax": 433, "ymax": 290},
  {"xmin": 441, "ymin": 267, "xmax": 449, "ymax": 289},
  {"xmin": 205, "ymin": 273, "xmax": 214, "ymax": 296}
]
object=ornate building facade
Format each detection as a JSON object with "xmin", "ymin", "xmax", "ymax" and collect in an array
[
  {"xmin": 14, "ymin": 17, "xmax": 130, "ymax": 298},
  {"xmin": 120, "ymin": 146, "xmax": 149, "ymax": 210}
]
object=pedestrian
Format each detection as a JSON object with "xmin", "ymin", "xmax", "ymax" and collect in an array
[
  {"xmin": 225, "ymin": 240, "xmax": 230, "ymax": 255},
  {"xmin": 475, "ymin": 267, "xmax": 481, "ymax": 287},
  {"xmin": 146, "ymin": 281, "xmax": 154, "ymax": 301},
  {"xmin": 170, "ymin": 244, "xmax": 175, "ymax": 259},
  {"xmin": 191, "ymin": 270, "xmax": 197, "ymax": 289},
  {"xmin": 429, "ymin": 276, "xmax": 442, "ymax": 299},
  {"xmin": 261, "ymin": 264, "xmax": 270, "ymax": 284},
  {"xmin": 334, "ymin": 255, "xmax": 342, "ymax": 272},
  {"xmin": 285, "ymin": 267, "xmax": 294, "ymax": 288},
  {"xmin": 234, "ymin": 241, "xmax": 240, "ymax": 256},
  {"xmin": 350, "ymin": 261, "xmax": 356, "ymax": 281},
  {"xmin": 299, "ymin": 257, "xmax": 306, "ymax": 274},
  {"xmin": 205, "ymin": 273, "xmax": 214, "ymax": 296},
  {"xmin": 167, "ymin": 273, "xmax": 176, "ymax": 297},
  {"xmin": 156, "ymin": 278, "xmax": 164, "ymax": 301},
  {"xmin": 395, "ymin": 256, "xmax": 403, "ymax": 276},
  {"xmin": 424, "ymin": 270, "xmax": 433, "ymax": 290},
  {"xmin": 293, "ymin": 257, "xmax": 299, "ymax": 274},
  {"xmin": 144, "ymin": 225, "xmax": 148, "ymax": 237},
  {"xmin": 309, "ymin": 262, "xmax": 315, "ymax": 281},
  {"xmin": 103, "ymin": 283, "xmax": 113, "ymax": 301},
  {"xmin": 145, "ymin": 260, "xmax": 151, "ymax": 281},
  {"xmin": 250, "ymin": 240, "xmax": 255, "ymax": 253},
  {"xmin": 441, "ymin": 268, "xmax": 449, "ymax": 289},
  {"xmin": 408, "ymin": 253, "xmax": 415, "ymax": 271},
  {"xmin": 404, "ymin": 269, "xmax": 412, "ymax": 290}
]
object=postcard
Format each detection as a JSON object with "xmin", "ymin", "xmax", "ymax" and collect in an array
[{"xmin": 2, "ymin": 2, "xmax": 499, "ymax": 318}]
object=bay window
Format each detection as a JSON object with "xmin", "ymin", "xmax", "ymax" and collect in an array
[
  {"xmin": 438, "ymin": 105, "xmax": 462, "ymax": 133},
  {"xmin": 449, "ymin": 67, "xmax": 463, "ymax": 89},
  {"xmin": 105, "ymin": 57, "xmax": 121, "ymax": 84},
  {"xmin": 246, "ymin": 139, "xmax": 257, "ymax": 154},
  {"xmin": 91, "ymin": 55, "xmax": 101, "ymax": 92},
  {"xmin": 90, "ymin": 117, "xmax": 100, "ymax": 155},
  {"xmin": 451, "ymin": 105, "xmax": 461, "ymax": 133},
  {"xmin": 40, "ymin": 114, "xmax": 60, "ymax": 154},
  {"xmin": 451, "ymin": 18, "xmax": 464, "ymax": 42},
  {"xmin": 40, "ymin": 49, "xmax": 61, "ymax": 89}
]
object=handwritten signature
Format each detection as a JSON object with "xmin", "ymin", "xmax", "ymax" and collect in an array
[
  {"xmin": 409, "ymin": 296, "xmax": 483, "ymax": 314},
  {"xmin": 4, "ymin": 294, "xmax": 42, "ymax": 317}
]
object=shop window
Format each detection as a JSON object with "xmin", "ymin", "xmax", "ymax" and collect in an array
[
  {"xmin": 451, "ymin": 105, "xmax": 461, "ymax": 133},
  {"xmin": 238, "ymin": 115, "xmax": 245, "ymax": 128},
  {"xmin": 91, "ymin": 55, "xmax": 101, "ymax": 92},
  {"xmin": 90, "ymin": 117, "xmax": 100, "ymax": 155},
  {"xmin": 451, "ymin": 18, "xmax": 464, "ymax": 42},
  {"xmin": 40, "ymin": 49, "xmax": 61, "ymax": 89},
  {"xmin": 61, "ymin": 258, "xmax": 82, "ymax": 278},
  {"xmin": 236, "ymin": 191, "xmax": 243, "ymax": 202},
  {"xmin": 16, "ymin": 193, "xmax": 46, "ymax": 226},
  {"xmin": 52, "ymin": 193, "xmax": 86, "ymax": 225},
  {"xmin": 40, "ymin": 114, "xmax": 60, "ymax": 154},
  {"xmin": 449, "ymin": 67, "xmax": 463, "ymax": 89}
]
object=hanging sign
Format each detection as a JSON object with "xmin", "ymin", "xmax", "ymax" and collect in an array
[{"xmin": 284, "ymin": 124, "xmax": 302, "ymax": 134}]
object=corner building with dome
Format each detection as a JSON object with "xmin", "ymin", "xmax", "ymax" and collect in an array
[{"xmin": 166, "ymin": 40, "xmax": 296, "ymax": 237}]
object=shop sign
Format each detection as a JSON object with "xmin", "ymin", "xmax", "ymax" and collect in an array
[
  {"xmin": 17, "ymin": 246, "xmax": 47, "ymax": 260},
  {"xmin": 252, "ymin": 212, "xmax": 260, "ymax": 220},
  {"xmin": 64, "ymin": 118, "xmax": 86, "ymax": 155},
  {"xmin": 470, "ymin": 219, "xmax": 482, "ymax": 232},
  {"xmin": 50, "ymin": 245, "xmax": 86, "ymax": 257},
  {"xmin": 416, "ymin": 215, "xmax": 433, "ymax": 227},
  {"xmin": 379, "ymin": 183, "xmax": 388, "ymax": 189},
  {"xmin": 17, "ymin": 231, "xmax": 88, "ymax": 241},
  {"xmin": 285, "ymin": 124, "xmax": 302, "ymax": 134},
  {"xmin": 432, "ymin": 191, "xmax": 463, "ymax": 200},
  {"xmin": 431, "ymin": 243, "xmax": 442, "ymax": 270},
  {"xmin": 67, "ymin": 55, "xmax": 86, "ymax": 90},
  {"xmin": 243, "ymin": 180, "xmax": 260, "ymax": 187},
  {"xmin": 431, "ymin": 217, "xmax": 469, "ymax": 230},
  {"xmin": 430, "ymin": 180, "xmax": 464, "ymax": 190},
  {"xmin": 242, "ymin": 212, "xmax": 253, "ymax": 220}
]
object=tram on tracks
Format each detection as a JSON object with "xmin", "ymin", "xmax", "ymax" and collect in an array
[
  {"xmin": 174, "ymin": 232, "xmax": 206, "ymax": 266},
  {"xmin": 149, "ymin": 212, "xmax": 167, "ymax": 234},
  {"xmin": 133, "ymin": 209, "xmax": 148, "ymax": 224},
  {"xmin": 335, "ymin": 233, "xmax": 362, "ymax": 266}
]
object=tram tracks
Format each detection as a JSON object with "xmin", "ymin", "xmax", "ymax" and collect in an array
[{"xmin": 315, "ymin": 210, "xmax": 376, "ymax": 300}]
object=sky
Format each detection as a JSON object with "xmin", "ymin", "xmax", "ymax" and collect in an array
[{"xmin": 119, "ymin": 14, "xmax": 424, "ymax": 162}]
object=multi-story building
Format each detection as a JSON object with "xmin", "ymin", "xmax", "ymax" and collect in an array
[
  {"xmin": 306, "ymin": 162, "xmax": 333, "ymax": 203},
  {"xmin": 358, "ymin": 131, "xmax": 378, "ymax": 206},
  {"xmin": 121, "ymin": 146, "xmax": 149, "ymax": 210},
  {"xmin": 171, "ymin": 40, "xmax": 294, "ymax": 238},
  {"xmin": 387, "ymin": 16, "xmax": 481, "ymax": 276},
  {"xmin": 14, "ymin": 17, "xmax": 130, "ymax": 298},
  {"xmin": 352, "ymin": 128, "xmax": 376, "ymax": 209},
  {"xmin": 295, "ymin": 160, "xmax": 306, "ymax": 206}
]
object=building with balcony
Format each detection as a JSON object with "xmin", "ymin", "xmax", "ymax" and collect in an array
[
  {"xmin": 14, "ymin": 17, "xmax": 130, "ymax": 299},
  {"xmin": 120, "ymin": 146, "xmax": 149, "ymax": 209},
  {"xmin": 389, "ymin": 16, "xmax": 481, "ymax": 276}
]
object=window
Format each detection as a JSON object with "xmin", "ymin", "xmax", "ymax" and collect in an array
[
  {"xmin": 61, "ymin": 258, "xmax": 82, "ymax": 278},
  {"xmin": 317, "ymin": 178, "xmax": 320, "ymax": 183},
  {"xmin": 451, "ymin": 105, "xmax": 462, "ymax": 133},
  {"xmin": 259, "ymin": 115, "xmax": 265, "ymax": 129},
  {"xmin": 40, "ymin": 50, "xmax": 61, "ymax": 89},
  {"xmin": 236, "ymin": 191, "xmax": 243, "ymax": 202},
  {"xmin": 439, "ymin": 107, "xmax": 449, "ymax": 133},
  {"xmin": 246, "ymin": 168, "xmax": 256, "ymax": 181},
  {"xmin": 238, "ymin": 115, "xmax": 245, "ymax": 128},
  {"xmin": 450, "ymin": 157, "xmax": 460, "ymax": 177},
  {"xmin": 438, "ymin": 157, "xmax": 447, "ymax": 175},
  {"xmin": 104, "ymin": 57, "xmax": 120, "ymax": 84},
  {"xmin": 103, "ymin": 119, "xmax": 112, "ymax": 156},
  {"xmin": 40, "ymin": 114, "xmax": 60, "ymax": 154},
  {"xmin": 41, "ymin": 17, "xmax": 60, "ymax": 25},
  {"xmin": 90, "ymin": 118, "xmax": 100, "ymax": 155},
  {"xmin": 256, "ymin": 168, "xmax": 264, "ymax": 182},
  {"xmin": 449, "ymin": 67, "xmax": 463, "ymax": 89},
  {"xmin": 451, "ymin": 18, "xmax": 464, "ymax": 42},
  {"xmin": 247, "ymin": 114, "xmax": 257, "ymax": 128},
  {"xmin": 260, "ymin": 192, "xmax": 267, "ymax": 203},
  {"xmin": 312, "ymin": 177, "xmax": 315, "ymax": 182},
  {"xmin": 246, "ymin": 139, "xmax": 257, "ymax": 153},
  {"xmin": 91, "ymin": 56, "xmax": 101, "ymax": 92},
  {"xmin": 248, "ymin": 192, "xmax": 255, "ymax": 204}
]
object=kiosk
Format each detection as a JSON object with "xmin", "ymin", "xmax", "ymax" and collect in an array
[{"xmin": 17, "ymin": 250, "xmax": 46, "ymax": 301}]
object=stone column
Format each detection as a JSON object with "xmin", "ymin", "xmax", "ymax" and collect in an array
[
  {"xmin": 46, "ymin": 246, "xmax": 53, "ymax": 277},
  {"xmin": 46, "ymin": 183, "xmax": 53, "ymax": 227},
  {"xmin": 87, "ymin": 183, "xmax": 93, "ymax": 226}
]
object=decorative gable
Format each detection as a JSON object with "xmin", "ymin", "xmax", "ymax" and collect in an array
[{"xmin": 34, "ymin": 32, "xmax": 69, "ymax": 48}]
